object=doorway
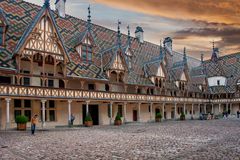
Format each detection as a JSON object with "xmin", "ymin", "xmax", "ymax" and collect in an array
[
  {"xmin": 83, "ymin": 105, "xmax": 99, "ymax": 125},
  {"xmin": 133, "ymin": 110, "xmax": 138, "ymax": 121}
]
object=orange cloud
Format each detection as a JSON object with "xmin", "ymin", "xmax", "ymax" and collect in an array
[{"xmin": 94, "ymin": 0, "xmax": 240, "ymax": 25}]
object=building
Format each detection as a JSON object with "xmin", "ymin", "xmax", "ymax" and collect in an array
[{"xmin": 0, "ymin": 0, "xmax": 239, "ymax": 129}]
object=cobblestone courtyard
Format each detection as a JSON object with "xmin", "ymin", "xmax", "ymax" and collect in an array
[{"xmin": 0, "ymin": 120, "xmax": 240, "ymax": 160}]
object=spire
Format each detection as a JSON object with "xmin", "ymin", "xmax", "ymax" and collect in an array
[
  {"xmin": 160, "ymin": 40, "xmax": 163, "ymax": 56},
  {"xmin": 211, "ymin": 40, "xmax": 218, "ymax": 61},
  {"xmin": 44, "ymin": 0, "xmax": 50, "ymax": 8},
  {"xmin": 87, "ymin": 5, "xmax": 91, "ymax": 31},
  {"xmin": 201, "ymin": 53, "xmax": 204, "ymax": 64},
  {"xmin": 117, "ymin": 20, "xmax": 121, "ymax": 47},
  {"xmin": 183, "ymin": 47, "xmax": 187, "ymax": 64},
  {"xmin": 127, "ymin": 25, "xmax": 131, "ymax": 46}
]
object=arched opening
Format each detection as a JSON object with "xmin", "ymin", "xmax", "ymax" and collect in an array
[
  {"xmin": 56, "ymin": 62, "xmax": 64, "ymax": 76},
  {"xmin": 20, "ymin": 57, "xmax": 31, "ymax": 73},
  {"xmin": 45, "ymin": 55, "xmax": 55, "ymax": 75},
  {"xmin": 110, "ymin": 71, "xmax": 117, "ymax": 82},
  {"xmin": 119, "ymin": 72, "xmax": 125, "ymax": 83}
]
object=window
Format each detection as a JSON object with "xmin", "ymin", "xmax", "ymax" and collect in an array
[
  {"xmin": 217, "ymin": 80, "xmax": 220, "ymax": 86},
  {"xmin": 0, "ymin": 76, "xmax": 11, "ymax": 84},
  {"xmin": 59, "ymin": 80, "xmax": 65, "ymax": 88},
  {"xmin": 41, "ymin": 100, "xmax": 56, "ymax": 122},
  {"xmin": 118, "ymin": 105, "xmax": 123, "ymax": 117},
  {"xmin": 48, "ymin": 79, "xmax": 54, "ymax": 87},
  {"xmin": 14, "ymin": 99, "xmax": 32, "ymax": 121},
  {"xmin": 88, "ymin": 84, "xmax": 95, "ymax": 90},
  {"xmin": 81, "ymin": 45, "xmax": 93, "ymax": 63},
  {"xmin": 105, "ymin": 84, "xmax": 109, "ymax": 91}
]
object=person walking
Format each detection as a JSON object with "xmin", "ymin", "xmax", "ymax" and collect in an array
[{"xmin": 31, "ymin": 114, "xmax": 38, "ymax": 135}]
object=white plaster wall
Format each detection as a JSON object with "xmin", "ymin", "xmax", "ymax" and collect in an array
[{"xmin": 208, "ymin": 76, "xmax": 226, "ymax": 87}]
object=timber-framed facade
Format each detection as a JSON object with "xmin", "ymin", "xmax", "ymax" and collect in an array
[{"xmin": 0, "ymin": 0, "xmax": 239, "ymax": 129}]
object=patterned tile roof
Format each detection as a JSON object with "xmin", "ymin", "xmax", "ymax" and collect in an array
[{"xmin": 0, "ymin": 0, "xmax": 201, "ymax": 85}]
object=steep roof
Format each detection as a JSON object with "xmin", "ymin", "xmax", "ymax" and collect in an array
[{"xmin": 0, "ymin": 0, "xmax": 200, "ymax": 84}]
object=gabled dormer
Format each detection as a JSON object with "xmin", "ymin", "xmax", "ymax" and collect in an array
[
  {"xmin": 13, "ymin": 0, "xmax": 69, "ymax": 77},
  {"xmin": 173, "ymin": 47, "xmax": 190, "ymax": 91},
  {"xmin": 124, "ymin": 25, "xmax": 134, "ymax": 69},
  {"xmin": 143, "ymin": 42, "xmax": 167, "ymax": 88},
  {"xmin": 75, "ymin": 6, "xmax": 96, "ymax": 63},
  {"xmin": 100, "ymin": 21, "xmax": 129, "ymax": 83},
  {"xmin": 0, "ymin": 9, "xmax": 8, "ymax": 47}
]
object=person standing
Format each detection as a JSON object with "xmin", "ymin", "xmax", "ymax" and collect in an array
[
  {"xmin": 31, "ymin": 115, "xmax": 38, "ymax": 135},
  {"xmin": 237, "ymin": 110, "xmax": 240, "ymax": 118}
]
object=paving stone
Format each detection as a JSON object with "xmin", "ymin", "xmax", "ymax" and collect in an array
[{"xmin": 0, "ymin": 119, "xmax": 239, "ymax": 160}]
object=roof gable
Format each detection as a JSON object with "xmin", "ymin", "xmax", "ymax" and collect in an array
[{"xmin": 13, "ymin": 3, "xmax": 69, "ymax": 61}]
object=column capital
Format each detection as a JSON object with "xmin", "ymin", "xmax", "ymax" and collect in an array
[
  {"xmin": 110, "ymin": 101, "xmax": 114, "ymax": 105},
  {"xmin": 86, "ymin": 100, "xmax": 90, "ymax": 104},
  {"xmin": 5, "ymin": 98, "xmax": 11, "ymax": 102},
  {"xmin": 41, "ymin": 99, "xmax": 47, "ymax": 103},
  {"xmin": 123, "ymin": 102, "xmax": 127, "ymax": 105},
  {"xmin": 68, "ymin": 100, "xmax": 72, "ymax": 104}
]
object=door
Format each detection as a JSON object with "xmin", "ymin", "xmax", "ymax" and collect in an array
[
  {"xmin": 155, "ymin": 108, "xmax": 160, "ymax": 115},
  {"xmin": 83, "ymin": 105, "xmax": 99, "ymax": 125},
  {"xmin": 133, "ymin": 110, "xmax": 138, "ymax": 121}
]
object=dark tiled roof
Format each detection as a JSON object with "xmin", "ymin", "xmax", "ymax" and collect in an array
[{"xmin": 0, "ymin": 0, "xmax": 201, "ymax": 85}]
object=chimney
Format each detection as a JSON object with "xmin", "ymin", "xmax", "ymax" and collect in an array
[
  {"xmin": 135, "ymin": 26, "xmax": 144, "ymax": 43},
  {"xmin": 55, "ymin": 0, "xmax": 66, "ymax": 18},
  {"xmin": 163, "ymin": 37, "xmax": 172, "ymax": 52}
]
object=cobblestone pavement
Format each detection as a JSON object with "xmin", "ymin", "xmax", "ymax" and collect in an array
[{"xmin": 0, "ymin": 119, "xmax": 240, "ymax": 160}]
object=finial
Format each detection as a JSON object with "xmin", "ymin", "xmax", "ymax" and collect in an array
[
  {"xmin": 201, "ymin": 53, "xmax": 204, "ymax": 63},
  {"xmin": 127, "ymin": 25, "xmax": 131, "ymax": 46},
  {"xmin": 87, "ymin": 5, "xmax": 91, "ymax": 31},
  {"xmin": 183, "ymin": 47, "xmax": 187, "ymax": 63},
  {"xmin": 117, "ymin": 20, "xmax": 121, "ymax": 47},
  {"xmin": 88, "ymin": 5, "xmax": 91, "ymax": 23},
  {"xmin": 212, "ymin": 40, "xmax": 215, "ymax": 50},
  {"xmin": 160, "ymin": 40, "xmax": 163, "ymax": 56},
  {"xmin": 44, "ymin": 0, "xmax": 50, "ymax": 8}
]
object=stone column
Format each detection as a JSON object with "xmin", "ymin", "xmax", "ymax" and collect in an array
[
  {"xmin": 191, "ymin": 104, "xmax": 194, "ymax": 118},
  {"xmin": 68, "ymin": 100, "xmax": 72, "ymax": 125},
  {"xmin": 184, "ymin": 103, "xmax": 186, "ymax": 115},
  {"xmin": 230, "ymin": 103, "xmax": 233, "ymax": 114},
  {"xmin": 123, "ymin": 102, "xmax": 127, "ymax": 123},
  {"xmin": 162, "ymin": 103, "xmax": 165, "ymax": 120},
  {"xmin": 218, "ymin": 104, "xmax": 221, "ymax": 114},
  {"xmin": 204, "ymin": 104, "xmax": 207, "ymax": 113},
  {"xmin": 198, "ymin": 104, "xmax": 201, "ymax": 114},
  {"xmin": 110, "ymin": 101, "xmax": 113, "ymax": 124},
  {"xmin": 86, "ymin": 100, "xmax": 90, "ymax": 115},
  {"xmin": 5, "ymin": 98, "xmax": 11, "ymax": 129},
  {"xmin": 41, "ymin": 100, "xmax": 46, "ymax": 128},
  {"xmin": 174, "ymin": 103, "xmax": 177, "ymax": 120},
  {"xmin": 211, "ymin": 104, "xmax": 214, "ymax": 114},
  {"xmin": 138, "ymin": 102, "xmax": 141, "ymax": 122},
  {"xmin": 150, "ymin": 103, "xmax": 153, "ymax": 122}
]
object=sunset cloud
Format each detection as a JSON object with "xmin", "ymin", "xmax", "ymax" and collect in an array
[{"xmin": 94, "ymin": 0, "xmax": 240, "ymax": 25}]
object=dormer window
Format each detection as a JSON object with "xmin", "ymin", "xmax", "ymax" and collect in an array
[{"xmin": 82, "ymin": 45, "xmax": 93, "ymax": 62}]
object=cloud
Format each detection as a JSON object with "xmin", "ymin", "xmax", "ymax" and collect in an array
[{"xmin": 94, "ymin": 0, "xmax": 240, "ymax": 25}]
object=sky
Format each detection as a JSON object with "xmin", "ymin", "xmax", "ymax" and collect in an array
[{"xmin": 25, "ymin": 0, "xmax": 240, "ymax": 59}]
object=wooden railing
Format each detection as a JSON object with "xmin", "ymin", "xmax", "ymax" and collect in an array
[{"xmin": 0, "ymin": 85, "xmax": 209, "ymax": 103}]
